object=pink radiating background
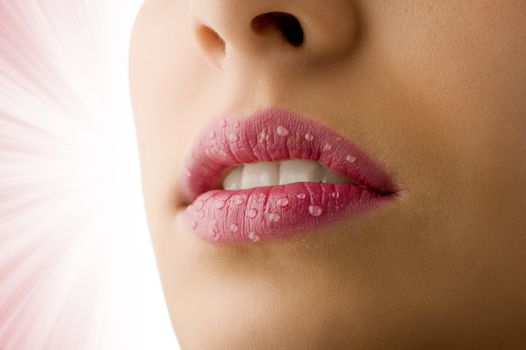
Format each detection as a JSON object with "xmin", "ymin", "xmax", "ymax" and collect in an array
[{"xmin": 0, "ymin": 1, "xmax": 178, "ymax": 349}]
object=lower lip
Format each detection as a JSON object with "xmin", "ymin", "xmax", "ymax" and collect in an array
[{"xmin": 183, "ymin": 182, "xmax": 396, "ymax": 243}]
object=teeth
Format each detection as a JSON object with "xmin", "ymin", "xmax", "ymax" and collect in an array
[
  {"xmin": 323, "ymin": 169, "xmax": 358, "ymax": 184},
  {"xmin": 241, "ymin": 162, "xmax": 279, "ymax": 189},
  {"xmin": 279, "ymin": 160, "xmax": 323, "ymax": 184},
  {"xmin": 222, "ymin": 160, "xmax": 359, "ymax": 190},
  {"xmin": 223, "ymin": 167, "xmax": 243, "ymax": 190}
]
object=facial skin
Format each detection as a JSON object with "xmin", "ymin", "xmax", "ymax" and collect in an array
[{"xmin": 129, "ymin": 0, "xmax": 526, "ymax": 348}]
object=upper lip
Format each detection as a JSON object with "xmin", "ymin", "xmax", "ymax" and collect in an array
[{"xmin": 178, "ymin": 107, "xmax": 399, "ymax": 206}]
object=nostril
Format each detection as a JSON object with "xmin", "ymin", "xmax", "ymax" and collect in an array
[
  {"xmin": 251, "ymin": 12, "xmax": 304, "ymax": 47},
  {"xmin": 195, "ymin": 25, "xmax": 226, "ymax": 66}
]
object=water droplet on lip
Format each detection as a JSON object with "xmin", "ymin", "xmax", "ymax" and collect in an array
[
  {"xmin": 304, "ymin": 133, "xmax": 314, "ymax": 141},
  {"xmin": 277, "ymin": 198, "xmax": 289, "ymax": 207},
  {"xmin": 248, "ymin": 232, "xmax": 260, "ymax": 242},
  {"xmin": 267, "ymin": 213, "xmax": 281, "ymax": 222},
  {"xmin": 209, "ymin": 227, "xmax": 219, "ymax": 240},
  {"xmin": 331, "ymin": 192, "xmax": 340, "ymax": 198},
  {"xmin": 276, "ymin": 126, "xmax": 290, "ymax": 137},
  {"xmin": 191, "ymin": 221, "xmax": 198, "ymax": 229},
  {"xmin": 219, "ymin": 119, "xmax": 227, "ymax": 127},
  {"xmin": 346, "ymin": 154, "xmax": 357, "ymax": 163},
  {"xmin": 296, "ymin": 193, "xmax": 306, "ymax": 199},
  {"xmin": 230, "ymin": 223, "xmax": 239, "ymax": 233},
  {"xmin": 208, "ymin": 221, "xmax": 220, "ymax": 239},
  {"xmin": 324, "ymin": 143, "xmax": 332, "ymax": 151},
  {"xmin": 233, "ymin": 196, "xmax": 244, "ymax": 205},
  {"xmin": 308, "ymin": 205, "xmax": 323, "ymax": 217},
  {"xmin": 246, "ymin": 208, "xmax": 258, "ymax": 219}
]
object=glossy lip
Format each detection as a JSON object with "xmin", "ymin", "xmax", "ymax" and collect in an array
[{"xmin": 179, "ymin": 107, "xmax": 400, "ymax": 244}]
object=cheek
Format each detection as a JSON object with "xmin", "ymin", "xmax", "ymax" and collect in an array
[
  {"xmin": 130, "ymin": 3, "xmax": 209, "ymax": 208},
  {"xmin": 356, "ymin": 1, "xmax": 526, "ymax": 256},
  {"xmin": 130, "ymin": 2, "xmax": 201, "ymax": 126},
  {"xmin": 372, "ymin": 1, "xmax": 526, "ymax": 115},
  {"xmin": 367, "ymin": 0, "xmax": 526, "ymax": 189},
  {"xmin": 384, "ymin": 1, "xmax": 526, "ymax": 119}
]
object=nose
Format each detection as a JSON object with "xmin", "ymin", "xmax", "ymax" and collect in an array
[{"xmin": 190, "ymin": 0, "xmax": 358, "ymax": 69}]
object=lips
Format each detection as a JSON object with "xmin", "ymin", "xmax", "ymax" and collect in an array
[{"xmin": 180, "ymin": 107, "xmax": 399, "ymax": 243}]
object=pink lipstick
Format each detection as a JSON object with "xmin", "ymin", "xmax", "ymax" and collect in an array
[{"xmin": 180, "ymin": 107, "xmax": 399, "ymax": 243}]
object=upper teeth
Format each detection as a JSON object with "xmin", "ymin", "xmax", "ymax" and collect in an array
[{"xmin": 222, "ymin": 160, "xmax": 360, "ymax": 190}]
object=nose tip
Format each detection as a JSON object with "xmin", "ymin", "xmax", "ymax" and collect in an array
[{"xmin": 191, "ymin": 0, "xmax": 358, "ymax": 69}]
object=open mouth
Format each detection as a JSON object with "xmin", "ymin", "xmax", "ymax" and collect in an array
[
  {"xmin": 179, "ymin": 107, "xmax": 399, "ymax": 244},
  {"xmin": 220, "ymin": 160, "xmax": 365, "ymax": 191}
]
